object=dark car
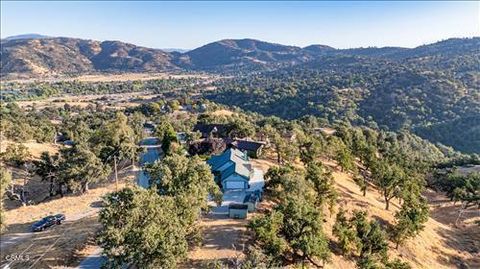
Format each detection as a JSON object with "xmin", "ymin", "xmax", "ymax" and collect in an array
[{"xmin": 31, "ymin": 214, "xmax": 66, "ymax": 232}]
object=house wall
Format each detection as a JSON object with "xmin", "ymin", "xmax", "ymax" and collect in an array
[{"xmin": 222, "ymin": 174, "xmax": 248, "ymax": 190}]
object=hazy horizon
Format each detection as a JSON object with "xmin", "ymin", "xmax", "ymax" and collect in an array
[
  {"xmin": 2, "ymin": 32, "xmax": 479, "ymax": 51},
  {"xmin": 1, "ymin": 1, "xmax": 479, "ymax": 49}
]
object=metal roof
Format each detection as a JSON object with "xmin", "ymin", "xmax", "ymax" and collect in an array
[{"xmin": 207, "ymin": 148, "xmax": 252, "ymax": 180}]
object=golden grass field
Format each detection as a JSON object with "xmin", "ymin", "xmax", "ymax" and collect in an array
[
  {"xmin": 185, "ymin": 152, "xmax": 479, "ymax": 268},
  {"xmin": 3, "ymin": 72, "xmax": 217, "ymax": 84}
]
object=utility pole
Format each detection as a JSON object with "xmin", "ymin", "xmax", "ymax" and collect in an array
[{"xmin": 114, "ymin": 155, "xmax": 118, "ymax": 191}]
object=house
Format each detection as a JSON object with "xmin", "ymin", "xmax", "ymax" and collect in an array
[
  {"xmin": 230, "ymin": 139, "xmax": 266, "ymax": 158},
  {"xmin": 228, "ymin": 203, "xmax": 248, "ymax": 219},
  {"xmin": 189, "ymin": 137, "xmax": 230, "ymax": 156},
  {"xmin": 143, "ymin": 122, "xmax": 156, "ymax": 135},
  {"xmin": 189, "ymin": 137, "xmax": 266, "ymax": 158},
  {"xmin": 54, "ymin": 133, "xmax": 68, "ymax": 145},
  {"xmin": 193, "ymin": 123, "xmax": 228, "ymax": 138},
  {"xmin": 207, "ymin": 148, "xmax": 253, "ymax": 191}
]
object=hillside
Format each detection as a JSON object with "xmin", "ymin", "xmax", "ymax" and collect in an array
[
  {"xmin": 0, "ymin": 37, "xmax": 178, "ymax": 77},
  {"xmin": 184, "ymin": 155, "xmax": 480, "ymax": 268},
  {"xmin": 2, "ymin": 36, "xmax": 479, "ymax": 153},
  {"xmin": 2, "ymin": 36, "xmax": 478, "ymax": 77},
  {"xmin": 324, "ymin": 160, "xmax": 479, "ymax": 269},
  {"xmin": 1, "ymin": 34, "xmax": 50, "ymax": 41},
  {"xmin": 206, "ymin": 52, "xmax": 480, "ymax": 153},
  {"xmin": 179, "ymin": 38, "xmax": 313, "ymax": 70}
]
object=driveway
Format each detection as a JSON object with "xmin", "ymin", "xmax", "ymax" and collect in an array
[
  {"xmin": 188, "ymin": 212, "xmax": 247, "ymax": 265},
  {"xmin": 76, "ymin": 247, "xmax": 104, "ymax": 269},
  {"xmin": 137, "ymin": 136, "xmax": 162, "ymax": 188},
  {"xmin": 209, "ymin": 168, "xmax": 264, "ymax": 214},
  {"xmin": 212, "ymin": 190, "xmax": 247, "ymax": 214},
  {"xmin": 248, "ymin": 168, "xmax": 264, "ymax": 191}
]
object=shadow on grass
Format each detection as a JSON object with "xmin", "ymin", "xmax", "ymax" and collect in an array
[{"xmin": 434, "ymin": 224, "xmax": 480, "ymax": 268}]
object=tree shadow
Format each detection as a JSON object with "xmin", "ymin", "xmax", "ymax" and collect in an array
[
  {"xmin": 429, "ymin": 203, "xmax": 479, "ymax": 227},
  {"xmin": 371, "ymin": 214, "xmax": 394, "ymax": 232},
  {"xmin": 90, "ymin": 200, "xmax": 104, "ymax": 208},
  {"xmin": 328, "ymin": 238, "xmax": 344, "ymax": 256},
  {"xmin": 2, "ymin": 219, "xmax": 37, "ymax": 235},
  {"xmin": 433, "ymin": 224, "xmax": 480, "ymax": 268},
  {"xmin": 425, "ymin": 189, "xmax": 479, "ymax": 227}
]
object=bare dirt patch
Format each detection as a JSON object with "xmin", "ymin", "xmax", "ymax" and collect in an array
[
  {"xmin": 211, "ymin": 109, "xmax": 235, "ymax": 117},
  {"xmin": 3, "ymin": 72, "xmax": 216, "ymax": 84},
  {"xmin": 3, "ymin": 181, "xmax": 123, "ymax": 234},
  {"xmin": 187, "ymin": 213, "xmax": 248, "ymax": 267},
  {"xmin": 1, "ymin": 165, "xmax": 136, "ymax": 268}
]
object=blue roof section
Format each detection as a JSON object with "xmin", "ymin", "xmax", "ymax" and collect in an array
[{"xmin": 207, "ymin": 148, "xmax": 252, "ymax": 181}]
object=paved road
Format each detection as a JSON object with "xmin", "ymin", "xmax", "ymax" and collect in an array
[{"xmin": 137, "ymin": 136, "xmax": 162, "ymax": 188}]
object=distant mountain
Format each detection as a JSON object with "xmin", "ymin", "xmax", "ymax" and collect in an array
[
  {"xmin": 1, "ymin": 37, "xmax": 178, "ymax": 76},
  {"xmin": 303, "ymin": 44, "xmax": 336, "ymax": 55},
  {"xmin": 340, "ymin": 46, "xmax": 408, "ymax": 58},
  {"xmin": 162, "ymin": 48, "xmax": 190, "ymax": 53},
  {"xmin": 1, "ymin": 35, "xmax": 478, "ymax": 77},
  {"xmin": 390, "ymin": 38, "xmax": 480, "ymax": 59},
  {"xmin": 2, "ymin": 33, "xmax": 50, "ymax": 41},
  {"xmin": 179, "ymin": 39, "xmax": 313, "ymax": 70}
]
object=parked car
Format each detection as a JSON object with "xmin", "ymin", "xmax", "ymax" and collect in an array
[{"xmin": 31, "ymin": 214, "xmax": 66, "ymax": 232}]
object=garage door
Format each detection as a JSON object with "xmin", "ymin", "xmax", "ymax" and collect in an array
[{"xmin": 225, "ymin": 181, "xmax": 245, "ymax": 190}]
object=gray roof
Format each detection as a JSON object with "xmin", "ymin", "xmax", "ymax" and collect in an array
[{"xmin": 231, "ymin": 139, "xmax": 266, "ymax": 152}]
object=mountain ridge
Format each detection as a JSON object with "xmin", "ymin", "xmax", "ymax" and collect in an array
[{"xmin": 1, "ymin": 35, "xmax": 479, "ymax": 77}]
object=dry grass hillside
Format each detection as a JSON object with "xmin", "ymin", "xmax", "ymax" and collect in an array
[
  {"xmin": 0, "ymin": 140, "xmax": 59, "ymax": 159},
  {"xmin": 319, "ymin": 159, "xmax": 479, "ymax": 269},
  {"xmin": 185, "ymin": 155, "xmax": 478, "ymax": 268},
  {"xmin": 1, "ymin": 37, "xmax": 178, "ymax": 77}
]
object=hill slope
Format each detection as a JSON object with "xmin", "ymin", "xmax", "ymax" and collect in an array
[
  {"xmin": 0, "ymin": 37, "xmax": 178, "ymax": 76},
  {"xmin": 324, "ymin": 160, "xmax": 479, "ymax": 268},
  {"xmin": 1, "ymin": 36, "xmax": 479, "ymax": 76},
  {"xmin": 178, "ymin": 38, "xmax": 313, "ymax": 71}
]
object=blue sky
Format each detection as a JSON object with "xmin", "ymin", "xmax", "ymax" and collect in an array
[{"xmin": 1, "ymin": 1, "xmax": 478, "ymax": 49}]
